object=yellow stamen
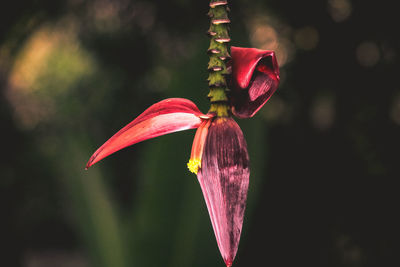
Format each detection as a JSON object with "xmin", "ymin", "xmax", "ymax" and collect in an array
[{"xmin": 187, "ymin": 158, "xmax": 201, "ymax": 174}]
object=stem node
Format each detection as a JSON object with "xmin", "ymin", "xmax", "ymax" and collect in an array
[{"xmin": 207, "ymin": 1, "xmax": 231, "ymax": 117}]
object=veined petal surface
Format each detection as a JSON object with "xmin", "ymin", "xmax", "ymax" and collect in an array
[
  {"xmin": 197, "ymin": 117, "xmax": 250, "ymax": 267},
  {"xmin": 86, "ymin": 98, "xmax": 206, "ymax": 168}
]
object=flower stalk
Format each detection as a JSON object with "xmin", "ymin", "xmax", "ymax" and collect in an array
[{"xmin": 207, "ymin": 0, "xmax": 230, "ymax": 117}]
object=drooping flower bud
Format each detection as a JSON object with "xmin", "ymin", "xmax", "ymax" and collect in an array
[
  {"xmin": 229, "ymin": 46, "xmax": 280, "ymax": 118},
  {"xmin": 197, "ymin": 117, "xmax": 249, "ymax": 267}
]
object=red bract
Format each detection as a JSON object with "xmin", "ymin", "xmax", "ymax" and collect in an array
[
  {"xmin": 196, "ymin": 117, "xmax": 249, "ymax": 267},
  {"xmin": 230, "ymin": 46, "xmax": 280, "ymax": 118},
  {"xmin": 86, "ymin": 98, "xmax": 210, "ymax": 169}
]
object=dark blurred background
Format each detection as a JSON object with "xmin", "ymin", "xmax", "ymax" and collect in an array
[{"xmin": 1, "ymin": 0, "xmax": 399, "ymax": 266}]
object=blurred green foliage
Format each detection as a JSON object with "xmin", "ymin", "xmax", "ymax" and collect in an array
[{"xmin": 1, "ymin": 1, "xmax": 399, "ymax": 267}]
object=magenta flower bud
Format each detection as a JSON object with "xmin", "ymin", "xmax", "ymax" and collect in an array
[
  {"xmin": 197, "ymin": 117, "xmax": 250, "ymax": 267},
  {"xmin": 230, "ymin": 46, "xmax": 280, "ymax": 118}
]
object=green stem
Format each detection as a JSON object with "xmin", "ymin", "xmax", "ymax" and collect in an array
[{"xmin": 207, "ymin": 0, "xmax": 230, "ymax": 117}]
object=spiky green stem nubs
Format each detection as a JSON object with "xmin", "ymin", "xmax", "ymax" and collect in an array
[{"xmin": 207, "ymin": 0, "xmax": 230, "ymax": 117}]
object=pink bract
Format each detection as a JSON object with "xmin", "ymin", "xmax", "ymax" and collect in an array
[{"xmin": 197, "ymin": 117, "xmax": 250, "ymax": 266}]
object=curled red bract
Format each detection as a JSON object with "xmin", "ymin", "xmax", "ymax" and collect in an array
[{"xmin": 230, "ymin": 46, "xmax": 280, "ymax": 118}]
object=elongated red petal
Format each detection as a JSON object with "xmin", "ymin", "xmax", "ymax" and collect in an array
[
  {"xmin": 230, "ymin": 46, "xmax": 280, "ymax": 118},
  {"xmin": 86, "ymin": 98, "xmax": 206, "ymax": 169},
  {"xmin": 197, "ymin": 117, "xmax": 250, "ymax": 267}
]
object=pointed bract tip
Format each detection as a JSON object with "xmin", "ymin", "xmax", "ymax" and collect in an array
[
  {"xmin": 225, "ymin": 259, "xmax": 233, "ymax": 267},
  {"xmin": 85, "ymin": 155, "xmax": 96, "ymax": 169},
  {"xmin": 85, "ymin": 160, "xmax": 90, "ymax": 170},
  {"xmin": 85, "ymin": 161, "xmax": 91, "ymax": 170}
]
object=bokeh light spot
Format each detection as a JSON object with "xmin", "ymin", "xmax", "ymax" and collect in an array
[
  {"xmin": 311, "ymin": 92, "xmax": 335, "ymax": 131},
  {"xmin": 250, "ymin": 24, "xmax": 278, "ymax": 50},
  {"xmin": 294, "ymin": 26, "xmax": 319, "ymax": 51},
  {"xmin": 6, "ymin": 20, "xmax": 96, "ymax": 129},
  {"xmin": 260, "ymin": 96, "xmax": 290, "ymax": 124},
  {"xmin": 247, "ymin": 15, "xmax": 294, "ymax": 67},
  {"xmin": 328, "ymin": 0, "xmax": 352, "ymax": 22},
  {"xmin": 390, "ymin": 92, "xmax": 400, "ymax": 125},
  {"xmin": 356, "ymin": 41, "xmax": 380, "ymax": 67}
]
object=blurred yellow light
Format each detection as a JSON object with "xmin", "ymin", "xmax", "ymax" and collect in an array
[
  {"xmin": 247, "ymin": 15, "xmax": 294, "ymax": 67},
  {"xmin": 250, "ymin": 25, "xmax": 278, "ymax": 50},
  {"xmin": 6, "ymin": 20, "xmax": 95, "ymax": 130}
]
